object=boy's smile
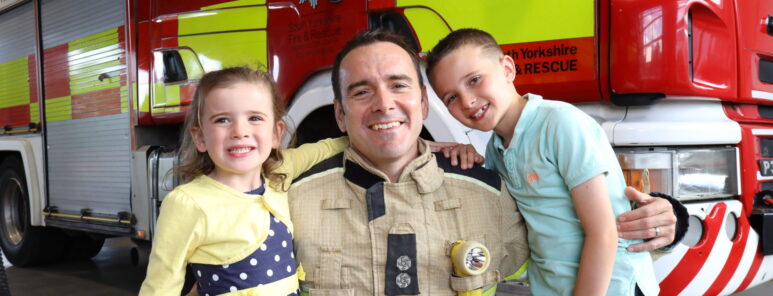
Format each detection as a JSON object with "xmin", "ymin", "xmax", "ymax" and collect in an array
[
  {"xmin": 429, "ymin": 44, "xmax": 522, "ymax": 143},
  {"xmin": 470, "ymin": 103, "xmax": 490, "ymax": 121}
]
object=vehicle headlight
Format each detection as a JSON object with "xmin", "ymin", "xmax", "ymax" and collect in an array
[{"xmin": 616, "ymin": 147, "xmax": 739, "ymax": 201}]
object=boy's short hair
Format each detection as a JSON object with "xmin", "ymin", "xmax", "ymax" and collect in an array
[
  {"xmin": 426, "ymin": 28, "xmax": 504, "ymax": 80},
  {"xmin": 332, "ymin": 29, "xmax": 424, "ymax": 102}
]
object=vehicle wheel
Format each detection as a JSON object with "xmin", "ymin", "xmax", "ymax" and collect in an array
[
  {"xmin": 65, "ymin": 234, "xmax": 105, "ymax": 260},
  {"xmin": 289, "ymin": 105, "xmax": 344, "ymax": 147},
  {"xmin": 0, "ymin": 156, "xmax": 64, "ymax": 266}
]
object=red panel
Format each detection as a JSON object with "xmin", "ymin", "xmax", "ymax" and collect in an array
[
  {"xmin": 659, "ymin": 202, "xmax": 725, "ymax": 295},
  {"xmin": 134, "ymin": 0, "xmax": 151, "ymax": 22},
  {"xmin": 723, "ymin": 103, "xmax": 771, "ymax": 125},
  {"xmin": 43, "ymin": 44, "xmax": 70, "ymax": 99},
  {"xmin": 508, "ymin": 37, "xmax": 600, "ymax": 102},
  {"xmin": 152, "ymin": 0, "xmax": 240, "ymax": 16},
  {"xmin": 137, "ymin": 19, "xmax": 153, "ymax": 126},
  {"xmin": 71, "ymin": 88, "xmax": 122, "ymax": 119},
  {"xmin": 368, "ymin": 0, "xmax": 395, "ymax": 10},
  {"xmin": 180, "ymin": 83, "xmax": 197, "ymax": 106},
  {"xmin": 736, "ymin": 123, "xmax": 773, "ymax": 216},
  {"xmin": 267, "ymin": 0, "xmax": 368, "ymax": 105},
  {"xmin": 27, "ymin": 54, "xmax": 38, "ymax": 104},
  {"xmin": 0, "ymin": 105, "xmax": 30, "ymax": 128},
  {"xmin": 610, "ymin": 0, "xmax": 737, "ymax": 101},
  {"xmin": 149, "ymin": 109, "xmax": 188, "ymax": 125}
]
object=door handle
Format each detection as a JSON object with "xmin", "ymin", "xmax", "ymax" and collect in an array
[{"xmin": 768, "ymin": 15, "xmax": 773, "ymax": 36}]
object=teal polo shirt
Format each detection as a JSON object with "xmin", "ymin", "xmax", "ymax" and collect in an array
[{"xmin": 484, "ymin": 94, "xmax": 658, "ymax": 295}]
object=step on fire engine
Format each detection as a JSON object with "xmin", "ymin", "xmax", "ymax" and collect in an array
[{"xmin": 0, "ymin": 0, "xmax": 770, "ymax": 295}]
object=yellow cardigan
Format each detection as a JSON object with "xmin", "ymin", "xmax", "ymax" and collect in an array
[{"xmin": 140, "ymin": 137, "xmax": 348, "ymax": 296}]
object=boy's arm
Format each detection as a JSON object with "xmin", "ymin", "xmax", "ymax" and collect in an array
[
  {"xmin": 139, "ymin": 191, "xmax": 203, "ymax": 296},
  {"xmin": 279, "ymin": 136, "xmax": 349, "ymax": 181},
  {"xmin": 571, "ymin": 174, "xmax": 618, "ymax": 296}
]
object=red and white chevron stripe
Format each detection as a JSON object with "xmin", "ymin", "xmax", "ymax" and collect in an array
[{"xmin": 654, "ymin": 200, "xmax": 772, "ymax": 295}]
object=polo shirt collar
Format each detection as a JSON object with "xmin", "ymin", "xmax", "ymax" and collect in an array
[{"xmin": 491, "ymin": 93, "xmax": 544, "ymax": 153}]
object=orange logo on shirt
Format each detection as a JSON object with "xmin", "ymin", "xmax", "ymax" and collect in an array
[{"xmin": 527, "ymin": 172, "xmax": 540, "ymax": 184}]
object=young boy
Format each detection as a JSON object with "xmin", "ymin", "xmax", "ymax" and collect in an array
[{"xmin": 426, "ymin": 28, "xmax": 658, "ymax": 296}]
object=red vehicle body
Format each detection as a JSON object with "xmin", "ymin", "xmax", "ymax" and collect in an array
[{"xmin": 0, "ymin": 0, "xmax": 770, "ymax": 294}]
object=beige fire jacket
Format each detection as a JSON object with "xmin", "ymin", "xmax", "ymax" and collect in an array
[{"xmin": 289, "ymin": 140, "xmax": 530, "ymax": 296}]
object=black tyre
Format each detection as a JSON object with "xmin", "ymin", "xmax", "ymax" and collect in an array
[
  {"xmin": 289, "ymin": 106, "xmax": 344, "ymax": 147},
  {"xmin": 0, "ymin": 156, "xmax": 64, "ymax": 266},
  {"xmin": 64, "ymin": 234, "xmax": 105, "ymax": 260}
]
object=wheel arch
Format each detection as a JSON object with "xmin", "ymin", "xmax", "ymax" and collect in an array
[{"xmin": 0, "ymin": 136, "xmax": 45, "ymax": 227}]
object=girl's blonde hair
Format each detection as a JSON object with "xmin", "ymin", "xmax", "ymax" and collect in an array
[{"xmin": 176, "ymin": 66, "xmax": 287, "ymax": 189}]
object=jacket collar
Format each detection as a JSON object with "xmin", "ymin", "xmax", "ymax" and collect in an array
[{"xmin": 343, "ymin": 139, "xmax": 443, "ymax": 194}]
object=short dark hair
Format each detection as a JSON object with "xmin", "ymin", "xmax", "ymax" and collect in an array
[
  {"xmin": 426, "ymin": 28, "xmax": 503, "ymax": 81},
  {"xmin": 331, "ymin": 29, "xmax": 424, "ymax": 102}
]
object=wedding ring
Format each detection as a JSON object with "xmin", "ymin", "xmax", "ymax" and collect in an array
[{"xmin": 654, "ymin": 226, "xmax": 661, "ymax": 236}]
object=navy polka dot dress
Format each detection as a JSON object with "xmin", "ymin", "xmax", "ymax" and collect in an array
[{"xmin": 189, "ymin": 185, "xmax": 300, "ymax": 296}]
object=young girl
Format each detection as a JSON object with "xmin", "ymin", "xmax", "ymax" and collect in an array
[{"xmin": 139, "ymin": 67, "xmax": 348, "ymax": 296}]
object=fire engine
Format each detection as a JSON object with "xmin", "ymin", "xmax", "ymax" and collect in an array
[{"xmin": 0, "ymin": 0, "xmax": 770, "ymax": 295}]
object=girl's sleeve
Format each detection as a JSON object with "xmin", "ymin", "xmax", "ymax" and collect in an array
[
  {"xmin": 139, "ymin": 189, "xmax": 206, "ymax": 296},
  {"xmin": 278, "ymin": 136, "xmax": 349, "ymax": 181}
]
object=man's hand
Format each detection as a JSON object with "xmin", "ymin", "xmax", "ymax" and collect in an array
[{"xmin": 617, "ymin": 187, "xmax": 678, "ymax": 252}]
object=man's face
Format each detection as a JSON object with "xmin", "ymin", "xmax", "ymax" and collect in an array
[{"xmin": 334, "ymin": 41, "xmax": 429, "ymax": 168}]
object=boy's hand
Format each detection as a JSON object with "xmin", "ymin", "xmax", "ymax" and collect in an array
[
  {"xmin": 441, "ymin": 144, "xmax": 484, "ymax": 169},
  {"xmin": 427, "ymin": 141, "xmax": 484, "ymax": 169},
  {"xmin": 617, "ymin": 187, "xmax": 677, "ymax": 252},
  {"xmin": 427, "ymin": 141, "xmax": 459, "ymax": 152}
]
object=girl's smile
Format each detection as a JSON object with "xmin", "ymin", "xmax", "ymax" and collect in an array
[{"xmin": 192, "ymin": 81, "xmax": 283, "ymax": 192}]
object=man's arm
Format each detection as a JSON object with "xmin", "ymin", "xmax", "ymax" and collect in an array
[{"xmin": 617, "ymin": 187, "xmax": 689, "ymax": 252}]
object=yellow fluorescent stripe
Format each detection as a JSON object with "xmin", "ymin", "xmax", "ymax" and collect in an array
[
  {"xmin": 0, "ymin": 56, "xmax": 30, "ymax": 108},
  {"xmin": 503, "ymin": 258, "xmax": 530, "ymax": 281},
  {"xmin": 483, "ymin": 285, "xmax": 496, "ymax": 296},
  {"xmin": 179, "ymin": 30, "xmax": 267, "ymax": 72},
  {"xmin": 70, "ymin": 61, "xmax": 122, "ymax": 82},
  {"xmin": 137, "ymin": 82, "xmax": 150, "ymax": 113},
  {"xmin": 68, "ymin": 42, "xmax": 121, "ymax": 62},
  {"xmin": 165, "ymin": 84, "xmax": 181, "ymax": 107},
  {"xmin": 402, "ymin": 8, "xmax": 451, "ymax": 52},
  {"xmin": 68, "ymin": 47, "xmax": 123, "ymax": 72},
  {"xmin": 44, "ymin": 96, "xmax": 72, "ymax": 122},
  {"xmin": 68, "ymin": 28, "xmax": 119, "ymax": 52},
  {"xmin": 152, "ymin": 82, "xmax": 166, "ymax": 109},
  {"xmin": 67, "ymin": 27, "xmax": 124, "ymax": 96},
  {"xmin": 178, "ymin": 6, "xmax": 267, "ymax": 36},
  {"xmin": 202, "ymin": 0, "xmax": 266, "ymax": 10},
  {"xmin": 396, "ymin": 0, "xmax": 594, "ymax": 44},
  {"xmin": 121, "ymin": 85, "xmax": 129, "ymax": 113},
  {"xmin": 29, "ymin": 102, "xmax": 39, "ymax": 123},
  {"xmin": 72, "ymin": 82, "xmax": 121, "ymax": 96}
]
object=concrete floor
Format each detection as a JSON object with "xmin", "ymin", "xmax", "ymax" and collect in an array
[
  {"xmin": 1, "ymin": 237, "xmax": 771, "ymax": 295},
  {"xmin": 4, "ymin": 238, "xmax": 144, "ymax": 295}
]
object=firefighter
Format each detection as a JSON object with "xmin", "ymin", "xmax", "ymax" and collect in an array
[{"xmin": 287, "ymin": 30, "xmax": 685, "ymax": 295}]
